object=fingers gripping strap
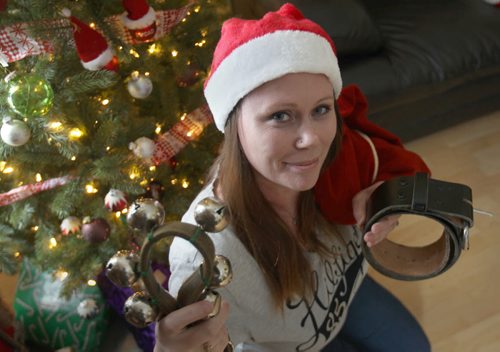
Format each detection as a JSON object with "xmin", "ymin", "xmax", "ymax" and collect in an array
[{"xmin": 363, "ymin": 173, "xmax": 473, "ymax": 280}]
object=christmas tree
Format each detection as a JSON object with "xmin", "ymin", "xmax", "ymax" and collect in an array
[{"xmin": 0, "ymin": 0, "xmax": 230, "ymax": 299}]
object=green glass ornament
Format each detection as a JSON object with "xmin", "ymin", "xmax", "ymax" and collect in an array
[{"xmin": 6, "ymin": 73, "xmax": 54, "ymax": 117}]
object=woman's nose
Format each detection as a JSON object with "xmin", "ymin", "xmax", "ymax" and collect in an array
[{"xmin": 295, "ymin": 125, "xmax": 320, "ymax": 148}]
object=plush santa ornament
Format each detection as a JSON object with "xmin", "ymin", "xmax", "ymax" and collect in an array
[
  {"xmin": 203, "ymin": 3, "xmax": 430, "ymax": 225},
  {"xmin": 121, "ymin": 0, "xmax": 157, "ymax": 42},
  {"xmin": 62, "ymin": 8, "xmax": 119, "ymax": 71}
]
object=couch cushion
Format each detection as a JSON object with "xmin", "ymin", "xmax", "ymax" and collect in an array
[
  {"xmin": 289, "ymin": 0, "xmax": 384, "ymax": 56},
  {"xmin": 359, "ymin": 0, "xmax": 500, "ymax": 89}
]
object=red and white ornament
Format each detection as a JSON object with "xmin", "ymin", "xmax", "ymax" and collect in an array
[
  {"xmin": 121, "ymin": 0, "xmax": 157, "ymax": 42},
  {"xmin": 60, "ymin": 216, "xmax": 82, "ymax": 235},
  {"xmin": 105, "ymin": 189, "xmax": 127, "ymax": 212},
  {"xmin": 62, "ymin": 8, "xmax": 119, "ymax": 71}
]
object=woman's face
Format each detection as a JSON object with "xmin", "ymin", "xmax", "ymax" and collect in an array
[{"xmin": 238, "ymin": 73, "xmax": 337, "ymax": 195}]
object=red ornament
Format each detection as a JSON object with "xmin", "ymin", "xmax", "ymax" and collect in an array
[
  {"xmin": 81, "ymin": 217, "xmax": 110, "ymax": 243},
  {"xmin": 105, "ymin": 189, "xmax": 128, "ymax": 212},
  {"xmin": 121, "ymin": 0, "xmax": 157, "ymax": 42},
  {"xmin": 62, "ymin": 9, "xmax": 119, "ymax": 72}
]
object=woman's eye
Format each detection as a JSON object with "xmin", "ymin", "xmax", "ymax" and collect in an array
[
  {"xmin": 270, "ymin": 111, "xmax": 291, "ymax": 122},
  {"xmin": 314, "ymin": 105, "xmax": 331, "ymax": 115}
]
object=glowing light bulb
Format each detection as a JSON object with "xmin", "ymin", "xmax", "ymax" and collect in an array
[
  {"xmin": 87, "ymin": 279, "xmax": 97, "ymax": 286},
  {"xmin": 149, "ymin": 166, "xmax": 156, "ymax": 172},
  {"xmin": 35, "ymin": 173, "xmax": 42, "ymax": 182},
  {"xmin": 49, "ymin": 237, "xmax": 58, "ymax": 249},
  {"xmin": 71, "ymin": 156, "xmax": 77, "ymax": 161},
  {"xmin": 171, "ymin": 50, "xmax": 179, "ymax": 57},
  {"xmin": 86, "ymin": 184, "xmax": 98, "ymax": 193},
  {"xmin": 182, "ymin": 179, "xmax": 189, "ymax": 189},
  {"xmin": 3, "ymin": 167, "xmax": 14, "ymax": 174},
  {"xmin": 101, "ymin": 99, "xmax": 110, "ymax": 106},
  {"xmin": 129, "ymin": 49, "xmax": 140, "ymax": 58},
  {"xmin": 49, "ymin": 121, "xmax": 62, "ymax": 129},
  {"xmin": 69, "ymin": 128, "xmax": 83, "ymax": 139}
]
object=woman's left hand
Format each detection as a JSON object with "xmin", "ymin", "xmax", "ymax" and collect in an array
[{"xmin": 352, "ymin": 181, "xmax": 400, "ymax": 248}]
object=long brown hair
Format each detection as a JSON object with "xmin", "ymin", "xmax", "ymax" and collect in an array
[{"xmin": 210, "ymin": 101, "xmax": 343, "ymax": 308}]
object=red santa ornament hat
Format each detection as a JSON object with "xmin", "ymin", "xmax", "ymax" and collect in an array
[
  {"xmin": 203, "ymin": 3, "xmax": 342, "ymax": 132},
  {"xmin": 121, "ymin": 0, "xmax": 157, "ymax": 42},
  {"xmin": 62, "ymin": 8, "xmax": 118, "ymax": 71}
]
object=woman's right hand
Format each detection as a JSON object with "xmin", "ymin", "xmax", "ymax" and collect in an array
[{"xmin": 154, "ymin": 299, "xmax": 231, "ymax": 352}]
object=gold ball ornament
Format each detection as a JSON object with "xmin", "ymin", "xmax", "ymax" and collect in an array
[
  {"xmin": 194, "ymin": 197, "xmax": 229, "ymax": 232},
  {"xmin": 211, "ymin": 255, "xmax": 233, "ymax": 288},
  {"xmin": 105, "ymin": 250, "xmax": 140, "ymax": 287},
  {"xmin": 126, "ymin": 198, "xmax": 165, "ymax": 233},
  {"xmin": 124, "ymin": 291, "xmax": 159, "ymax": 328}
]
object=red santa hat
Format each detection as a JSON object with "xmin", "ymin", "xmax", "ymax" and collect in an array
[
  {"xmin": 203, "ymin": 3, "xmax": 342, "ymax": 132},
  {"xmin": 62, "ymin": 9, "xmax": 118, "ymax": 71},
  {"xmin": 121, "ymin": 0, "xmax": 156, "ymax": 29}
]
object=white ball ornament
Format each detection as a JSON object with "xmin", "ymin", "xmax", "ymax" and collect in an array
[
  {"xmin": 129, "ymin": 137, "xmax": 155, "ymax": 162},
  {"xmin": 1, "ymin": 117, "xmax": 31, "ymax": 146},
  {"xmin": 127, "ymin": 72, "xmax": 153, "ymax": 99}
]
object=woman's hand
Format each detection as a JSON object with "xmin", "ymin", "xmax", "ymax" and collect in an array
[
  {"xmin": 352, "ymin": 181, "xmax": 400, "ymax": 248},
  {"xmin": 154, "ymin": 299, "xmax": 230, "ymax": 352}
]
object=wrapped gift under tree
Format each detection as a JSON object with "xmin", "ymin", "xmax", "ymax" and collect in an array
[{"xmin": 13, "ymin": 260, "xmax": 109, "ymax": 352}]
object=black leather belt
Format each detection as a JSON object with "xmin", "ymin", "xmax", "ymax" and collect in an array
[{"xmin": 363, "ymin": 172, "xmax": 474, "ymax": 280}]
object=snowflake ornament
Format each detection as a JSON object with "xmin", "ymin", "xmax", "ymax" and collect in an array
[
  {"xmin": 77, "ymin": 298, "xmax": 99, "ymax": 318},
  {"xmin": 60, "ymin": 216, "xmax": 82, "ymax": 235}
]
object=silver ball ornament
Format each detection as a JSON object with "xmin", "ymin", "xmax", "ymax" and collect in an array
[
  {"xmin": 124, "ymin": 291, "xmax": 159, "ymax": 328},
  {"xmin": 127, "ymin": 73, "xmax": 153, "ymax": 99},
  {"xmin": 126, "ymin": 198, "xmax": 165, "ymax": 232},
  {"xmin": 211, "ymin": 255, "xmax": 233, "ymax": 288},
  {"xmin": 1, "ymin": 117, "xmax": 31, "ymax": 146},
  {"xmin": 105, "ymin": 250, "xmax": 139, "ymax": 287},
  {"xmin": 194, "ymin": 197, "xmax": 229, "ymax": 232}
]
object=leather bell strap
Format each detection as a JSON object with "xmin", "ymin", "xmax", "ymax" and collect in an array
[
  {"xmin": 139, "ymin": 221, "xmax": 216, "ymax": 316},
  {"xmin": 363, "ymin": 172, "xmax": 474, "ymax": 280}
]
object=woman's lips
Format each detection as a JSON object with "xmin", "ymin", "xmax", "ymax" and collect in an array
[{"xmin": 284, "ymin": 158, "xmax": 319, "ymax": 170}]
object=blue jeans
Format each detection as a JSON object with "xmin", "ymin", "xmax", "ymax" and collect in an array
[{"xmin": 322, "ymin": 276, "xmax": 431, "ymax": 352}]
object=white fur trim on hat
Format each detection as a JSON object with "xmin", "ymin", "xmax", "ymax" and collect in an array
[
  {"xmin": 121, "ymin": 6, "xmax": 156, "ymax": 29},
  {"xmin": 204, "ymin": 30, "xmax": 342, "ymax": 132},
  {"xmin": 81, "ymin": 47, "xmax": 114, "ymax": 71}
]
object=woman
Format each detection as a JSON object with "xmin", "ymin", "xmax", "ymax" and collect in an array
[{"xmin": 155, "ymin": 4, "xmax": 431, "ymax": 352}]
